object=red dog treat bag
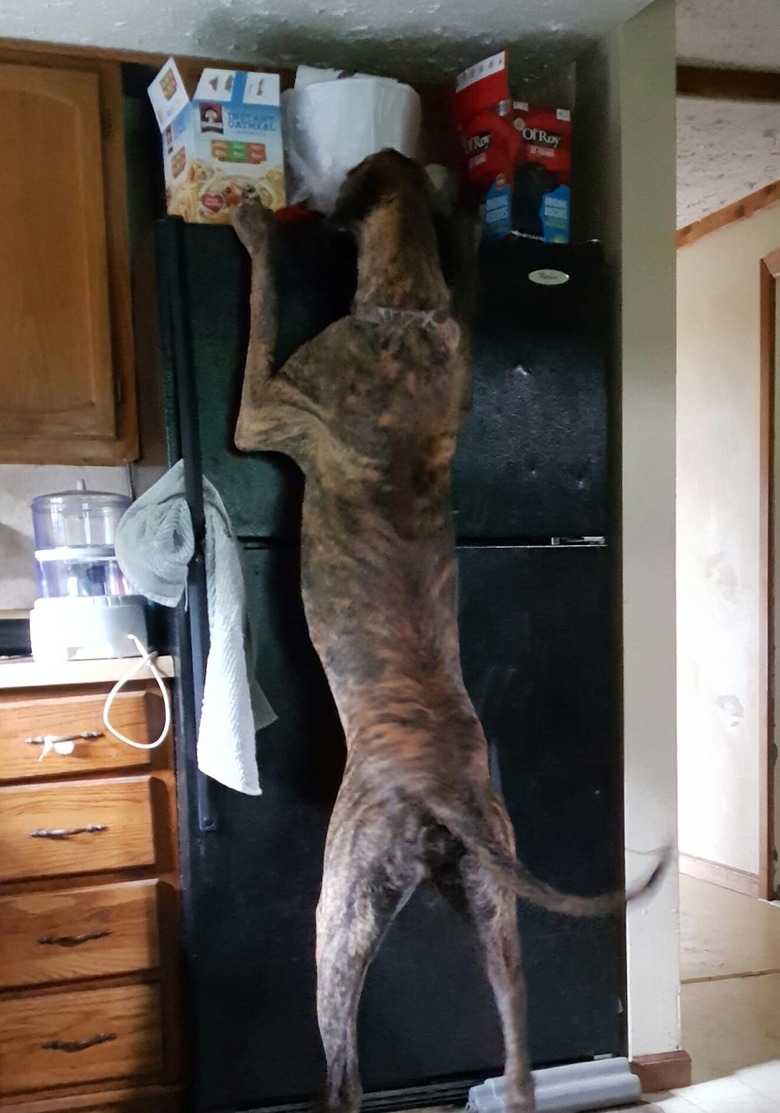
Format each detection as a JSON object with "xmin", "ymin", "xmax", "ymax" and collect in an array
[
  {"xmin": 454, "ymin": 51, "xmax": 521, "ymax": 239},
  {"xmin": 512, "ymin": 102, "xmax": 572, "ymax": 242}
]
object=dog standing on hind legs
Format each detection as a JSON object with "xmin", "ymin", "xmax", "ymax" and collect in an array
[{"xmin": 231, "ymin": 149, "xmax": 668, "ymax": 1113}]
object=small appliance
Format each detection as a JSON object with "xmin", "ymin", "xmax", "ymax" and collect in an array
[{"xmin": 29, "ymin": 481, "xmax": 147, "ymax": 663}]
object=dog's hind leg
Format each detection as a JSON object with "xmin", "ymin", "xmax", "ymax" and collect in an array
[
  {"xmin": 316, "ymin": 815, "xmax": 422, "ymax": 1113},
  {"xmin": 457, "ymin": 854, "xmax": 536, "ymax": 1113}
]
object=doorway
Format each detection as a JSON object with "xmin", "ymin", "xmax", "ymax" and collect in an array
[{"xmin": 761, "ymin": 245, "xmax": 780, "ymax": 902}]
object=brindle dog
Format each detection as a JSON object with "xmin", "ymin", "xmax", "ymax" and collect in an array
[{"xmin": 231, "ymin": 149, "xmax": 666, "ymax": 1113}]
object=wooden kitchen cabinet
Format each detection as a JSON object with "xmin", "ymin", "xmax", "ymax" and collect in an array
[
  {"xmin": 0, "ymin": 51, "xmax": 137, "ymax": 464},
  {"xmin": 0, "ymin": 675, "xmax": 182, "ymax": 1112}
]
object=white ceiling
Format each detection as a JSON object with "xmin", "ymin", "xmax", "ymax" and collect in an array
[
  {"xmin": 677, "ymin": 0, "xmax": 780, "ymax": 71},
  {"xmin": 0, "ymin": 0, "xmax": 650, "ymax": 81},
  {"xmin": 676, "ymin": 0, "xmax": 780, "ymax": 227},
  {"xmin": 677, "ymin": 96, "xmax": 780, "ymax": 228}
]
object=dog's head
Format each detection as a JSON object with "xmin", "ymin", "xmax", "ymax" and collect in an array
[{"xmin": 331, "ymin": 148, "xmax": 434, "ymax": 229}]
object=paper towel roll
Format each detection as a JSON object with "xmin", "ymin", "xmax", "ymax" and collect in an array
[{"xmin": 282, "ymin": 78, "xmax": 422, "ymax": 214}]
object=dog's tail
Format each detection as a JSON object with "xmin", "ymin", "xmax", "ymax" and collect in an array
[{"xmin": 427, "ymin": 795, "xmax": 671, "ymax": 918}]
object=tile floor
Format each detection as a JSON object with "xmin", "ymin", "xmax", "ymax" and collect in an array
[{"xmin": 616, "ymin": 873, "xmax": 780, "ymax": 1112}]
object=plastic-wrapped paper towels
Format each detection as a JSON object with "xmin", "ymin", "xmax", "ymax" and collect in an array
[
  {"xmin": 467, "ymin": 1058, "xmax": 642, "ymax": 1113},
  {"xmin": 281, "ymin": 68, "xmax": 422, "ymax": 214}
]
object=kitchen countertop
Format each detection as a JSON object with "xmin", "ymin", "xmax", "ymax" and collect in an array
[{"xmin": 0, "ymin": 654, "xmax": 175, "ymax": 690}]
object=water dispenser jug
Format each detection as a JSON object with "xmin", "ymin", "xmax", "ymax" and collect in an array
[{"xmin": 29, "ymin": 481, "xmax": 147, "ymax": 662}]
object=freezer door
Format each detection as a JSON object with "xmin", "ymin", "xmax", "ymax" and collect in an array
[
  {"xmin": 452, "ymin": 239, "xmax": 608, "ymax": 540},
  {"xmin": 458, "ymin": 543, "xmax": 625, "ymax": 1063}
]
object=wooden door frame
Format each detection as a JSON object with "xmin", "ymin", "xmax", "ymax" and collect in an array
[{"xmin": 760, "ymin": 247, "xmax": 780, "ymax": 900}]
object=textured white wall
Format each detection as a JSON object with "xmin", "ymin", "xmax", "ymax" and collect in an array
[
  {"xmin": 577, "ymin": 0, "xmax": 680, "ymax": 1059},
  {"xmin": 615, "ymin": 0, "xmax": 680, "ymax": 1058},
  {"xmin": 677, "ymin": 202, "xmax": 780, "ymax": 878}
]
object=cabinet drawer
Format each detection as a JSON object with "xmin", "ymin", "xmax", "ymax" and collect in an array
[
  {"xmin": 0, "ymin": 689, "xmax": 166, "ymax": 782},
  {"xmin": 0, "ymin": 880, "xmax": 159, "ymax": 989},
  {"xmin": 0, "ymin": 983, "xmax": 163, "ymax": 1095},
  {"xmin": 0, "ymin": 777, "xmax": 156, "ymax": 883}
]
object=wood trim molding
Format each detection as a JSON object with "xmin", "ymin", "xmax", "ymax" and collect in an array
[
  {"xmin": 677, "ymin": 65, "xmax": 780, "ymax": 102},
  {"xmin": 630, "ymin": 1051, "xmax": 692, "ymax": 1094},
  {"xmin": 679, "ymin": 852, "xmax": 760, "ymax": 898},
  {"xmin": 764, "ymin": 247, "xmax": 780, "ymax": 278},
  {"xmin": 677, "ymin": 180, "xmax": 780, "ymax": 249},
  {"xmin": 760, "ymin": 248, "xmax": 780, "ymax": 901}
]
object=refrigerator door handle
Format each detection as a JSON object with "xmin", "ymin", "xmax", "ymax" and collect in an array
[
  {"xmin": 551, "ymin": 536, "xmax": 607, "ymax": 547},
  {"xmin": 157, "ymin": 217, "xmax": 218, "ymax": 834}
]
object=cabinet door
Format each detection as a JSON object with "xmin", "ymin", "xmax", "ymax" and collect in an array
[{"xmin": 0, "ymin": 58, "xmax": 136, "ymax": 463}]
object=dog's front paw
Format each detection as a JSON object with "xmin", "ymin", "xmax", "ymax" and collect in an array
[{"xmin": 230, "ymin": 190, "xmax": 272, "ymax": 255}]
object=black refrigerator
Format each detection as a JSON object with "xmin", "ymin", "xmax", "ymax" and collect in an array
[{"xmin": 155, "ymin": 219, "xmax": 624, "ymax": 1113}]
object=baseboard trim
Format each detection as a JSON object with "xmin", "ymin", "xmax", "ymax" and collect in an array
[
  {"xmin": 679, "ymin": 852, "xmax": 760, "ymax": 897},
  {"xmin": 630, "ymin": 1050, "xmax": 692, "ymax": 1093}
]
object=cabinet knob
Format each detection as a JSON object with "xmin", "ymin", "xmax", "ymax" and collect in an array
[
  {"xmin": 38, "ymin": 929, "xmax": 112, "ymax": 947},
  {"xmin": 29, "ymin": 824, "xmax": 108, "ymax": 840},
  {"xmin": 42, "ymin": 1033, "xmax": 117, "ymax": 1053}
]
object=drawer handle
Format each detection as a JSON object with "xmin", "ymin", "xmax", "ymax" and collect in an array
[
  {"xmin": 42, "ymin": 1033, "xmax": 117, "ymax": 1053},
  {"xmin": 38, "ymin": 929, "xmax": 112, "ymax": 947},
  {"xmin": 29, "ymin": 824, "xmax": 108, "ymax": 840},
  {"xmin": 24, "ymin": 732, "xmax": 103, "ymax": 745}
]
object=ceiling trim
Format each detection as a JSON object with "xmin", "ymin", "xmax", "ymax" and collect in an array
[
  {"xmin": 677, "ymin": 65, "xmax": 780, "ymax": 102},
  {"xmin": 677, "ymin": 179, "xmax": 780, "ymax": 249}
]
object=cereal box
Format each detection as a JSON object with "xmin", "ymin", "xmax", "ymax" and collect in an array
[{"xmin": 148, "ymin": 58, "xmax": 286, "ymax": 224}]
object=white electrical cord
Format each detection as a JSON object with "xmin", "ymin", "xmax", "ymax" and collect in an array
[{"xmin": 101, "ymin": 633, "xmax": 172, "ymax": 750}]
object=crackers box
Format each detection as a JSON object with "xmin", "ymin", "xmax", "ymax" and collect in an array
[{"xmin": 148, "ymin": 58, "xmax": 286, "ymax": 224}]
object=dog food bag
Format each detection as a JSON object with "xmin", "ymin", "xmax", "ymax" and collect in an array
[
  {"xmin": 511, "ymin": 102, "xmax": 572, "ymax": 243},
  {"xmin": 454, "ymin": 51, "xmax": 521, "ymax": 240},
  {"xmin": 148, "ymin": 58, "xmax": 286, "ymax": 224}
]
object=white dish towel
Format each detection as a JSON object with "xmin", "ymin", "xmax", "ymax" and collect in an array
[{"xmin": 115, "ymin": 460, "xmax": 275, "ymax": 795}]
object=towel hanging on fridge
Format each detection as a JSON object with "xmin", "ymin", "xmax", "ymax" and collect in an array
[{"xmin": 115, "ymin": 459, "xmax": 275, "ymax": 795}]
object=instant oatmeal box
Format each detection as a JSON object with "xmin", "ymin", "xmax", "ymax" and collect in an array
[{"xmin": 148, "ymin": 57, "xmax": 286, "ymax": 224}]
